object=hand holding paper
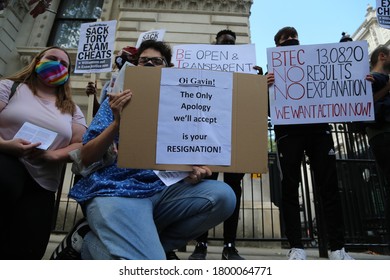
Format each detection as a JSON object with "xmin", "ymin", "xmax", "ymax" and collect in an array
[
  {"xmin": 4, "ymin": 138, "xmax": 41, "ymax": 158},
  {"xmin": 13, "ymin": 122, "xmax": 57, "ymax": 150}
]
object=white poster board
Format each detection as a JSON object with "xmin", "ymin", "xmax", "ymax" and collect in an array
[
  {"xmin": 377, "ymin": 0, "xmax": 390, "ymax": 29},
  {"xmin": 172, "ymin": 44, "xmax": 257, "ymax": 74},
  {"xmin": 135, "ymin": 29, "xmax": 166, "ymax": 48},
  {"xmin": 156, "ymin": 68, "xmax": 233, "ymax": 165},
  {"xmin": 75, "ymin": 20, "xmax": 117, "ymax": 73},
  {"xmin": 266, "ymin": 41, "xmax": 374, "ymax": 125}
]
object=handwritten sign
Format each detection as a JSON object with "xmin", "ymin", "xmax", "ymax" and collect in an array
[
  {"xmin": 173, "ymin": 44, "xmax": 257, "ymax": 74},
  {"xmin": 377, "ymin": 0, "xmax": 390, "ymax": 29},
  {"xmin": 135, "ymin": 29, "xmax": 166, "ymax": 48},
  {"xmin": 156, "ymin": 68, "xmax": 233, "ymax": 165},
  {"xmin": 75, "ymin": 20, "xmax": 117, "ymax": 73},
  {"xmin": 267, "ymin": 41, "xmax": 374, "ymax": 125}
]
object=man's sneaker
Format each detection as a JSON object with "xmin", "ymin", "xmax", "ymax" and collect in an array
[
  {"xmin": 287, "ymin": 248, "xmax": 307, "ymax": 260},
  {"xmin": 329, "ymin": 247, "xmax": 354, "ymax": 260},
  {"xmin": 166, "ymin": 251, "xmax": 180, "ymax": 260},
  {"xmin": 221, "ymin": 243, "xmax": 245, "ymax": 260},
  {"xmin": 188, "ymin": 242, "xmax": 207, "ymax": 260},
  {"xmin": 50, "ymin": 218, "xmax": 90, "ymax": 260}
]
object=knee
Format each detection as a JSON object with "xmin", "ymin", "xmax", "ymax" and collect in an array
[{"xmin": 211, "ymin": 181, "xmax": 236, "ymax": 218}]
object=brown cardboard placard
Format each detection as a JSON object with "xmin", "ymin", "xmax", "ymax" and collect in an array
[{"xmin": 118, "ymin": 67, "xmax": 269, "ymax": 173}]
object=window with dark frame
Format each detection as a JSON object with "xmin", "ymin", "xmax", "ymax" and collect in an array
[{"xmin": 48, "ymin": 0, "xmax": 104, "ymax": 49}]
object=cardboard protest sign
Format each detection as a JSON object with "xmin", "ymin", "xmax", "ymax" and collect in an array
[
  {"xmin": 156, "ymin": 68, "xmax": 233, "ymax": 165},
  {"xmin": 135, "ymin": 29, "xmax": 166, "ymax": 48},
  {"xmin": 267, "ymin": 41, "xmax": 374, "ymax": 125},
  {"xmin": 75, "ymin": 20, "xmax": 117, "ymax": 73},
  {"xmin": 172, "ymin": 44, "xmax": 257, "ymax": 74},
  {"xmin": 117, "ymin": 67, "xmax": 269, "ymax": 173},
  {"xmin": 377, "ymin": 0, "xmax": 390, "ymax": 29}
]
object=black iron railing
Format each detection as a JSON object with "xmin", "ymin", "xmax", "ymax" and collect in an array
[{"xmin": 51, "ymin": 122, "xmax": 389, "ymax": 255}]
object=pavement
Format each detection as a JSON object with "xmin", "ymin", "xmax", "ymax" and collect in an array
[{"xmin": 44, "ymin": 233, "xmax": 390, "ymax": 260}]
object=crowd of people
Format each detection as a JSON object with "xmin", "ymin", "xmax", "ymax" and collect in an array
[{"xmin": 0, "ymin": 26, "xmax": 388, "ymax": 260}]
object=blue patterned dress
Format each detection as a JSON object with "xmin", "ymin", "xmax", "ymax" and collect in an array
[{"xmin": 69, "ymin": 99, "xmax": 166, "ymax": 204}]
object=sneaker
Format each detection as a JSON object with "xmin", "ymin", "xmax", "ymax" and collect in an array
[
  {"xmin": 221, "ymin": 243, "xmax": 245, "ymax": 260},
  {"xmin": 50, "ymin": 218, "xmax": 90, "ymax": 260},
  {"xmin": 329, "ymin": 247, "xmax": 354, "ymax": 260},
  {"xmin": 166, "ymin": 251, "xmax": 180, "ymax": 260},
  {"xmin": 188, "ymin": 242, "xmax": 207, "ymax": 260},
  {"xmin": 287, "ymin": 248, "xmax": 307, "ymax": 260}
]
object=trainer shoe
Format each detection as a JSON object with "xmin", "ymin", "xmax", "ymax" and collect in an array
[
  {"xmin": 221, "ymin": 243, "xmax": 245, "ymax": 260},
  {"xmin": 50, "ymin": 218, "xmax": 90, "ymax": 260},
  {"xmin": 166, "ymin": 251, "xmax": 180, "ymax": 260},
  {"xmin": 188, "ymin": 242, "xmax": 207, "ymax": 260},
  {"xmin": 287, "ymin": 248, "xmax": 307, "ymax": 260},
  {"xmin": 329, "ymin": 247, "xmax": 354, "ymax": 260}
]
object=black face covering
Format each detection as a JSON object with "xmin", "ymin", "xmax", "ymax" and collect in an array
[
  {"xmin": 279, "ymin": 39, "xmax": 300, "ymax": 46},
  {"xmin": 143, "ymin": 62, "xmax": 155, "ymax": 67}
]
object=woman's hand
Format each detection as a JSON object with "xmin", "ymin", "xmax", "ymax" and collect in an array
[
  {"xmin": 185, "ymin": 165, "xmax": 212, "ymax": 184},
  {"xmin": 1, "ymin": 138, "xmax": 41, "ymax": 157},
  {"xmin": 108, "ymin": 89, "xmax": 132, "ymax": 124}
]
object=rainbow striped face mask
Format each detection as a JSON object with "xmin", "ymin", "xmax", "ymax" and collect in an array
[{"xmin": 35, "ymin": 59, "xmax": 69, "ymax": 86}]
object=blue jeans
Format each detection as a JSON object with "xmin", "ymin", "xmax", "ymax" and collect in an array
[{"xmin": 81, "ymin": 179, "xmax": 236, "ymax": 259}]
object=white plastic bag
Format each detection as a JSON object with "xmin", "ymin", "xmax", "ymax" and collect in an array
[{"xmin": 69, "ymin": 144, "xmax": 117, "ymax": 177}]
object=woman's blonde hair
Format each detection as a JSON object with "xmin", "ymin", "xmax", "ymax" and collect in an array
[{"xmin": 6, "ymin": 46, "xmax": 76, "ymax": 115}]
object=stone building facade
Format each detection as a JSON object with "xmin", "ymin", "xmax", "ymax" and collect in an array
[
  {"xmin": 353, "ymin": 4, "xmax": 390, "ymax": 53},
  {"xmin": 0, "ymin": 0, "xmax": 254, "ymax": 116}
]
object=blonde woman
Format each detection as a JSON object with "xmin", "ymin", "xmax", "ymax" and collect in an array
[{"xmin": 0, "ymin": 46, "xmax": 87, "ymax": 259}]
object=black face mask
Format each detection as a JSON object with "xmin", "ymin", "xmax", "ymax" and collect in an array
[
  {"xmin": 142, "ymin": 62, "xmax": 155, "ymax": 67},
  {"xmin": 279, "ymin": 39, "xmax": 300, "ymax": 46}
]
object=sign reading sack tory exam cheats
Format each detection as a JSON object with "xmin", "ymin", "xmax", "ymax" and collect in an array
[
  {"xmin": 75, "ymin": 20, "xmax": 117, "ymax": 73},
  {"xmin": 377, "ymin": 0, "xmax": 390, "ymax": 29},
  {"xmin": 156, "ymin": 68, "xmax": 233, "ymax": 165},
  {"xmin": 267, "ymin": 41, "xmax": 374, "ymax": 125},
  {"xmin": 173, "ymin": 44, "xmax": 257, "ymax": 74}
]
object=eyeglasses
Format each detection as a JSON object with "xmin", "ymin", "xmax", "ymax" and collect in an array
[{"xmin": 138, "ymin": 57, "xmax": 167, "ymax": 66}]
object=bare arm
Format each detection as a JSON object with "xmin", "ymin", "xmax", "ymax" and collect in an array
[
  {"xmin": 81, "ymin": 90, "xmax": 132, "ymax": 167},
  {"xmin": 26, "ymin": 122, "xmax": 87, "ymax": 163}
]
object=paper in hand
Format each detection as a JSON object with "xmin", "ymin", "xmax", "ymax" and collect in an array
[
  {"xmin": 13, "ymin": 122, "xmax": 58, "ymax": 150},
  {"xmin": 111, "ymin": 61, "xmax": 135, "ymax": 94},
  {"xmin": 153, "ymin": 170, "xmax": 189, "ymax": 186}
]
